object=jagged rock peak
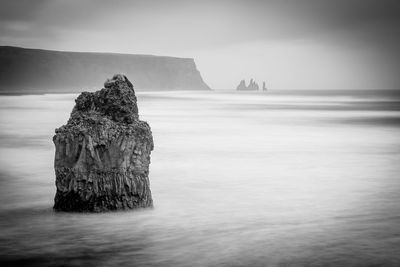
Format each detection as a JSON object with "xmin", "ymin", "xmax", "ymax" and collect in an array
[
  {"xmin": 71, "ymin": 74, "xmax": 139, "ymax": 124},
  {"xmin": 236, "ymin": 79, "xmax": 247, "ymax": 90},
  {"xmin": 104, "ymin": 74, "xmax": 134, "ymax": 89}
]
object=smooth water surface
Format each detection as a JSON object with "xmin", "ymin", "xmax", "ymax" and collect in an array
[{"xmin": 0, "ymin": 90, "xmax": 400, "ymax": 266}]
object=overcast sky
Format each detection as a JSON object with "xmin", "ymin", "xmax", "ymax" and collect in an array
[{"xmin": 1, "ymin": 0, "xmax": 400, "ymax": 89}]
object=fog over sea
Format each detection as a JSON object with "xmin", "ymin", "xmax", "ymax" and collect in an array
[{"xmin": 0, "ymin": 90, "xmax": 400, "ymax": 266}]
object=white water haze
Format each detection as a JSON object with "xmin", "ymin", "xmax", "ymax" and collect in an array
[{"xmin": 0, "ymin": 91, "xmax": 399, "ymax": 266}]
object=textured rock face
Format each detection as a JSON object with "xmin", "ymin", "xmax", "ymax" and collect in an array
[{"xmin": 53, "ymin": 74, "xmax": 153, "ymax": 212}]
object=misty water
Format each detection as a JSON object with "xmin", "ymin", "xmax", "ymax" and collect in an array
[{"xmin": 0, "ymin": 90, "xmax": 400, "ymax": 266}]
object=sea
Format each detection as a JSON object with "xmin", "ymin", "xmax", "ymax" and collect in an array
[{"xmin": 0, "ymin": 89, "xmax": 399, "ymax": 266}]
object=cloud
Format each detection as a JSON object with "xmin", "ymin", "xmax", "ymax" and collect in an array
[
  {"xmin": 1, "ymin": 0, "xmax": 399, "ymax": 89},
  {"xmin": 1, "ymin": 0, "xmax": 400, "ymax": 50}
]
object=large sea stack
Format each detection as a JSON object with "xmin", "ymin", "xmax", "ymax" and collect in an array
[{"xmin": 53, "ymin": 74, "xmax": 153, "ymax": 212}]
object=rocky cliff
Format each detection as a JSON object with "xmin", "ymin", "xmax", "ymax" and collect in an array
[
  {"xmin": 0, "ymin": 46, "xmax": 210, "ymax": 93},
  {"xmin": 53, "ymin": 74, "xmax": 153, "ymax": 212}
]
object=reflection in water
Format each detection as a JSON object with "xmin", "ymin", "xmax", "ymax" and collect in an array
[{"xmin": 0, "ymin": 90, "xmax": 400, "ymax": 266}]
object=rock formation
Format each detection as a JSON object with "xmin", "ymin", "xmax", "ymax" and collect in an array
[
  {"xmin": 236, "ymin": 79, "xmax": 260, "ymax": 91},
  {"xmin": 53, "ymin": 74, "xmax": 154, "ymax": 212},
  {"xmin": 262, "ymin": 81, "xmax": 267, "ymax": 91},
  {"xmin": 236, "ymin": 80, "xmax": 247, "ymax": 90},
  {"xmin": 248, "ymin": 79, "xmax": 260, "ymax": 91}
]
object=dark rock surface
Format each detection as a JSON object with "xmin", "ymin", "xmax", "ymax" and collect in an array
[{"xmin": 53, "ymin": 74, "xmax": 154, "ymax": 212}]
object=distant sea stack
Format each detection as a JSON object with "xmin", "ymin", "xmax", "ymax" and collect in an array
[
  {"xmin": 236, "ymin": 79, "xmax": 260, "ymax": 91},
  {"xmin": 53, "ymin": 74, "xmax": 153, "ymax": 212},
  {"xmin": 0, "ymin": 46, "xmax": 210, "ymax": 93},
  {"xmin": 262, "ymin": 82, "xmax": 268, "ymax": 91}
]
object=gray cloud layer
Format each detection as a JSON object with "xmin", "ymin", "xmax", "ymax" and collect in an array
[{"xmin": 1, "ymin": 0, "xmax": 399, "ymax": 89}]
